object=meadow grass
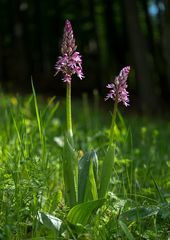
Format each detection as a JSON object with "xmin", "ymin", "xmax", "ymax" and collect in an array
[{"xmin": 0, "ymin": 91, "xmax": 170, "ymax": 239}]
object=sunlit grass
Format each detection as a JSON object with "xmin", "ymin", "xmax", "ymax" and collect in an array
[{"xmin": 0, "ymin": 92, "xmax": 170, "ymax": 239}]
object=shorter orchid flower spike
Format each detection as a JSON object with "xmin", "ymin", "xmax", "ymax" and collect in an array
[
  {"xmin": 54, "ymin": 20, "xmax": 84, "ymax": 83},
  {"xmin": 105, "ymin": 66, "xmax": 130, "ymax": 107}
]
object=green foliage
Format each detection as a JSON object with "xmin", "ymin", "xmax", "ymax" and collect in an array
[
  {"xmin": 118, "ymin": 220, "xmax": 135, "ymax": 240},
  {"xmin": 0, "ymin": 93, "xmax": 170, "ymax": 239}
]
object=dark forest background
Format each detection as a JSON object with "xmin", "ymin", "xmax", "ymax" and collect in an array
[{"xmin": 0, "ymin": 0, "xmax": 170, "ymax": 114}]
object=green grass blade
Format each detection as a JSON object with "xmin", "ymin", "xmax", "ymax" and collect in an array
[
  {"xmin": 31, "ymin": 79, "xmax": 43, "ymax": 144},
  {"xmin": 151, "ymin": 175, "xmax": 167, "ymax": 203},
  {"xmin": 45, "ymin": 101, "xmax": 59, "ymax": 125},
  {"xmin": 42, "ymin": 96, "xmax": 60, "ymax": 128},
  {"xmin": 67, "ymin": 199, "xmax": 105, "ymax": 226},
  {"xmin": 99, "ymin": 144, "xmax": 115, "ymax": 198},
  {"xmin": 10, "ymin": 110, "xmax": 22, "ymax": 146},
  {"xmin": 118, "ymin": 220, "xmax": 135, "ymax": 240}
]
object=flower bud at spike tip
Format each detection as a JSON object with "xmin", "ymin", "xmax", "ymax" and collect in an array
[
  {"xmin": 54, "ymin": 20, "xmax": 84, "ymax": 83},
  {"xmin": 61, "ymin": 20, "xmax": 76, "ymax": 56},
  {"xmin": 105, "ymin": 66, "xmax": 130, "ymax": 107}
]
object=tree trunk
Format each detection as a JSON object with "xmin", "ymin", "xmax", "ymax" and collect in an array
[
  {"xmin": 123, "ymin": 0, "xmax": 158, "ymax": 113},
  {"xmin": 93, "ymin": 0, "xmax": 111, "ymax": 93},
  {"xmin": 162, "ymin": 0, "xmax": 170, "ymax": 91},
  {"xmin": 0, "ymin": 33, "xmax": 2, "ymax": 83},
  {"xmin": 7, "ymin": 0, "xmax": 28, "ymax": 91}
]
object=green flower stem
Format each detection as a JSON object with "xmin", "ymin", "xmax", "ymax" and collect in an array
[
  {"xmin": 66, "ymin": 83, "xmax": 73, "ymax": 140},
  {"xmin": 109, "ymin": 98, "xmax": 118, "ymax": 145},
  {"xmin": 64, "ymin": 83, "xmax": 77, "ymax": 206},
  {"xmin": 99, "ymin": 98, "xmax": 119, "ymax": 198}
]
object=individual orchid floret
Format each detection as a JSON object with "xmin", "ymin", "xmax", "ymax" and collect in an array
[
  {"xmin": 105, "ymin": 66, "xmax": 130, "ymax": 106},
  {"xmin": 54, "ymin": 20, "xmax": 84, "ymax": 83}
]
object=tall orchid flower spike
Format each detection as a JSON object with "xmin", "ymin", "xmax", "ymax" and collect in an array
[
  {"xmin": 54, "ymin": 20, "xmax": 84, "ymax": 83},
  {"xmin": 105, "ymin": 66, "xmax": 130, "ymax": 145},
  {"xmin": 105, "ymin": 66, "xmax": 130, "ymax": 107},
  {"xmin": 54, "ymin": 20, "xmax": 84, "ymax": 140}
]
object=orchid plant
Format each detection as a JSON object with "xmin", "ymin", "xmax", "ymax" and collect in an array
[
  {"xmin": 38, "ymin": 19, "xmax": 131, "ymax": 237},
  {"xmin": 99, "ymin": 66, "xmax": 130, "ymax": 197},
  {"xmin": 54, "ymin": 19, "xmax": 130, "ymax": 212},
  {"xmin": 54, "ymin": 20, "xmax": 84, "ymax": 207}
]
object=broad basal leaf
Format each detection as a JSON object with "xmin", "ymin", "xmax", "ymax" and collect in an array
[
  {"xmin": 120, "ymin": 206, "xmax": 158, "ymax": 222},
  {"xmin": 67, "ymin": 199, "xmax": 105, "ymax": 226},
  {"xmin": 38, "ymin": 211, "xmax": 62, "ymax": 231}
]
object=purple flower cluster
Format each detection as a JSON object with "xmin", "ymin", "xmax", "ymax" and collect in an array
[
  {"xmin": 105, "ymin": 66, "xmax": 130, "ymax": 107},
  {"xmin": 54, "ymin": 20, "xmax": 84, "ymax": 83}
]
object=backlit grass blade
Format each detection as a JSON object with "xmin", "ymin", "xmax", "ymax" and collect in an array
[
  {"xmin": 10, "ymin": 110, "xmax": 22, "ymax": 146},
  {"xmin": 151, "ymin": 175, "xmax": 166, "ymax": 203},
  {"xmin": 42, "ymin": 96, "xmax": 60, "ymax": 128},
  {"xmin": 31, "ymin": 79, "xmax": 43, "ymax": 144},
  {"xmin": 99, "ymin": 144, "xmax": 115, "ymax": 198},
  {"xmin": 92, "ymin": 150, "xmax": 99, "ymax": 185},
  {"xmin": 63, "ymin": 138, "xmax": 77, "ymax": 207},
  {"xmin": 67, "ymin": 199, "xmax": 105, "ymax": 226}
]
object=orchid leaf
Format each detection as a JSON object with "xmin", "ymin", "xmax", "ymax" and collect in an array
[
  {"xmin": 38, "ymin": 211, "xmax": 62, "ymax": 231},
  {"xmin": 99, "ymin": 144, "xmax": 115, "ymax": 198},
  {"xmin": 67, "ymin": 199, "xmax": 105, "ymax": 226},
  {"xmin": 78, "ymin": 151, "xmax": 98, "ymax": 203}
]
